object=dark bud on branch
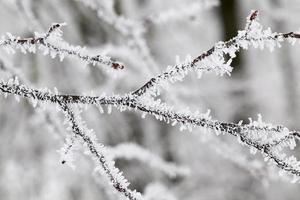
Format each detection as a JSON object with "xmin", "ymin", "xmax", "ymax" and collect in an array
[
  {"xmin": 112, "ymin": 62, "xmax": 125, "ymax": 70},
  {"xmin": 249, "ymin": 10, "xmax": 259, "ymax": 21}
]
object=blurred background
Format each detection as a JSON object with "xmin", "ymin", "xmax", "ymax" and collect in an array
[{"xmin": 0, "ymin": 0, "xmax": 300, "ymax": 199}]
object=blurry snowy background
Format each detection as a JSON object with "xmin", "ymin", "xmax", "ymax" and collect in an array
[{"xmin": 1, "ymin": 0, "xmax": 300, "ymax": 199}]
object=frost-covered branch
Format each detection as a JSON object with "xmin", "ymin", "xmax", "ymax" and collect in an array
[
  {"xmin": 109, "ymin": 143, "xmax": 190, "ymax": 178},
  {"xmin": 133, "ymin": 10, "xmax": 300, "ymax": 97},
  {"xmin": 0, "ymin": 23, "xmax": 124, "ymax": 70},
  {"xmin": 0, "ymin": 58, "xmax": 142, "ymax": 200},
  {"xmin": 144, "ymin": 0, "xmax": 219, "ymax": 25},
  {"xmin": 1, "ymin": 78, "xmax": 300, "ymax": 180},
  {"xmin": 2, "ymin": 10, "xmax": 300, "ymax": 190},
  {"xmin": 59, "ymin": 103, "xmax": 142, "ymax": 200}
]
